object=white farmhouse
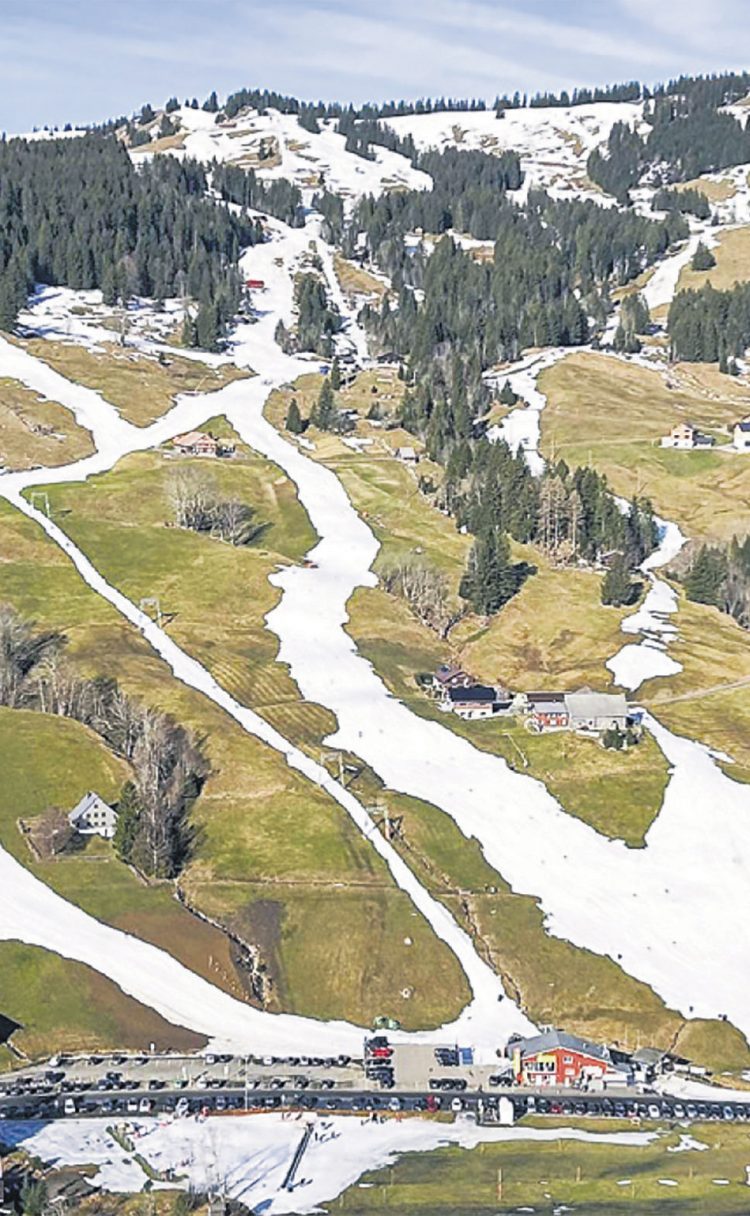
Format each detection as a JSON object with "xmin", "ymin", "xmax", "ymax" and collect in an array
[
  {"xmin": 734, "ymin": 419, "xmax": 750, "ymax": 451},
  {"xmin": 68, "ymin": 791, "xmax": 118, "ymax": 840},
  {"xmin": 660, "ymin": 422, "xmax": 713, "ymax": 450}
]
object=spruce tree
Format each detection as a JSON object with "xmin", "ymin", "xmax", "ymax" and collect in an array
[
  {"xmin": 499, "ymin": 379, "xmax": 519, "ymax": 406},
  {"xmin": 285, "ymin": 398, "xmax": 303, "ymax": 433},
  {"xmin": 330, "ymin": 355, "xmax": 341, "ymax": 390},
  {"xmin": 684, "ymin": 545, "xmax": 727, "ymax": 605},
  {"xmin": 459, "ymin": 527, "xmax": 519, "ymax": 615},
  {"xmin": 691, "ymin": 241, "xmax": 716, "ymax": 271},
  {"xmin": 113, "ymin": 781, "xmax": 142, "ymax": 864},
  {"xmin": 311, "ymin": 378, "xmax": 336, "ymax": 430},
  {"xmin": 601, "ymin": 553, "xmax": 636, "ymax": 606}
]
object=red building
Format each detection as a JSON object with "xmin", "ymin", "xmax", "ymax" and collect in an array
[
  {"xmin": 528, "ymin": 693, "xmax": 569, "ymax": 731},
  {"xmin": 509, "ymin": 1030, "xmax": 631, "ymax": 1089}
]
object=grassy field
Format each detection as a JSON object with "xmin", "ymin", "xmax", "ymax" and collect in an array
[
  {"xmin": 0, "ymin": 377, "xmax": 94, "ymax": 470},
  {"xmin": 333, "ymin": 253, "xmax": 387, "ymax": 301},
  {"xmin": 539, "ymin": 352, "xmax": 750, "ymax": 542},
  {"xmin": 454, "ymin": 546, "xmax": 632, "ymax": 691},
  {"xmin": 20, "ymin": 338, "xmax": 248, "ymax": 426},
  {"xmin": 338, "ymin": 1122, "xmax": 750, "ymax": 1215},
  {"xmin": 266, "ymin": 374, "xmax": 675, "ymax": 847},
  {"xmin": 31, "ymin": 418, "xmax": 329, "ymax": 740},
  {"xmin": 254, "ymin": 371, "xmax": 750, "ymax": 1069},
  {"xmin": 677, "ymin": 224, "xmax": 750, "ymax": 294},
  {"xmin": 0, "ymin": 474, "xmax": 470, "ymax": 1032},
  {"xmin": 538, "ymin": 351, "xmax": 750, "ymax": 781},
  {"xmin": 0, "ymin": 941, "xmax": 204, "ymax": 1062}
]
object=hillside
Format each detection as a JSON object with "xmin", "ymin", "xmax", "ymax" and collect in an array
[{"xmin": 3, "ymin": 67, "xmax": 750, "ymax": 1213}]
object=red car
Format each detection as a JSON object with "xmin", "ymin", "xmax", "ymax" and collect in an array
[{"xmin": 370, "ymin": 1047, "xmax": 393, "ymax": 1059}]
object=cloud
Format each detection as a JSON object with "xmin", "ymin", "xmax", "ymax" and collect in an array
[
  {"xmin": 0, "ymin": 0, "xmax": 749, "ymax": 131},
  {"xmin": 617, "ymin": 0, "xmax": 750, "ymax": 61}
]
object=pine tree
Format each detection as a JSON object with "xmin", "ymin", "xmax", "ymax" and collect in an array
[
  {"xmin": 330, "ymin": 356, "xmax": 341, "ymax": 390},
  {"xmin": 113, "ymin": 781, "xmax": 142, "ymax": 864},
  {"xmin": 684, "ymin": 544, "xmax": 727, "ymax": 605},
  {"xmin": 691, "ymin": 241, "xmax": 716, "ymax": 271},
  {"xmin": 285, "ymin": 398, "xmax": 303, "ymax": 433},
  {"xmin": 311, "ymin": 378, "xmax": 336, "ymax": 430},
  {"xmin": 499, "ymin": 379, "xmax": 518, "ymax": 406},
  {"xmin": 601, "ymin": 553, "xmax": 636, "ymax": 606},
  {"xmin": 459, "ymin": 527, "xmax": 521, "ymax": 615}
]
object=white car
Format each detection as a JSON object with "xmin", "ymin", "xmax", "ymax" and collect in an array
[
  {"xmin": 388, "ymin": 1097, "xmax": 401, "ymax": 1112},
  {"xmin": 139, "ymin": 1097, "xmax": 152, "ymax": 1114},
  {"xmin": 63, "ymin": 1098, "xmax": 76, "ymax": 1116},
  {"xmin": 451, "ymin": 1097, "xmax": 463, "ymax": 1112},
  {"xmin": 176, "ymin": 1098, "xmax": 189, "ymax": 1117}
]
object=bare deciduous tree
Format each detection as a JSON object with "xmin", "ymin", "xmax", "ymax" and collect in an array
[
  {"xmin": 166, "ymin": 469, "xmax": 264, "ymax": 547},
  {"xmin": 381, "ymin": 558, "xmax": 464, "ymax": 639},
  {"xmin": 167, "ymin": 466, "xmax": 218, "ymax": 532},
  {"xmin": 0, "ymin": 604, "xmax": 65, "ymax": 708}
]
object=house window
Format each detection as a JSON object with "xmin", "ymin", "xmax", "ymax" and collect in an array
[{"xmin": 563, "ymin": 1055, "xmax": 573, "ymax": 1063}]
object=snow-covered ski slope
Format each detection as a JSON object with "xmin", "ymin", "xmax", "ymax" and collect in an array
[
  {"xmin": 387, "ymin": 101, "xmax": 645, "ymax": 200},
  {"xmin": 135, "ymin": 100, "xmax": 648, "ymax": 209},
  {"xmin": 140, "ymin": 106, "xmax": 431, "ymax": 204},
  {"xmin": 3, "ymin": 1114, "xmax": 654, "ymax": 1213}
]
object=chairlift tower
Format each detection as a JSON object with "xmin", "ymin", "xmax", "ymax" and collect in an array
[
  {"xmin": 365, "ymin": 799, "xmax": 403, "ymax": 842},
  {"xmin": 319, "ymin": 749, "xmax": 344, "ymax": 784}
]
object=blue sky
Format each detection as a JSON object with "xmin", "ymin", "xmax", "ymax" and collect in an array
[{"xmin": 1, "ymin": 0, "xmax": 748, "ymax": 131}]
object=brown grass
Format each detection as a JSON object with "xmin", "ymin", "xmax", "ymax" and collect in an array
[
  {"xmin": 333, "ymin": 253, "xmax": 387, "ymax": 300},
  {"xmin": 20, "ymin": 338, "xmax": 249, "ymax": 427},
  {"xmin": 539, "ymin": 351, "xmax": 750, "ymax": 542},
  {"xmin": 677, "ymin": 225, "xmax": 750, "ymax": 294},
  {"xmin": 0, "ymin": 377, "xmax": 94, "ymax": 469}
]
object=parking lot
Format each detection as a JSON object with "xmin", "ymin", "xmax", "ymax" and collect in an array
[{"xmin": 2, "ymin": 1043, "xmax": 749, "ymax": 1126}]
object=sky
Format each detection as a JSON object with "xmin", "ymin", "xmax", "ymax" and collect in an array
[{"xmin": 1, "ymin": 0, "xmax": 749, "ymax": 131}]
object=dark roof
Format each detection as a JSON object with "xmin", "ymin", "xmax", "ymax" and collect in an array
[
  {"xmin": 448, "ymin": 685, "xmax": 496, "ymax": 703},
  {"xmin": 737, "ymin": 421, "xmax": 750, "ymax": 433},
  {"xmin": 528, "ymin": 691, "xmax": 570, "ymax": 704},
  {"xmin": 435, "ymin": 664, "xmax": 468, "ymax": 685}
]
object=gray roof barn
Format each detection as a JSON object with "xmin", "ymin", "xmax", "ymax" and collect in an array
[{"xmin": 564, "ymin": 691, "xmax": 628, "ymax": 730}]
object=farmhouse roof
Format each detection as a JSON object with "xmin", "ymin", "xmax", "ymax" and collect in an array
[
  {"xmin": 448, "ymin": 685, "xmax": 497, "ymax": 704},
  {"xmin": 528, "ymin": 691, "xmax": 570, "ymax": 705},
  {"xmin": 68, "ymin": 791, "xmax": 111, "ymax": 824},
  {"xmin": 565, "ymin": 691, "xmax": 628, "ymax": 720},
  {"xmin": 173, "ymin": 430, "xmax": 216, "ymax": 446},
  {"xmin": 512, "ymin": 1029, "xmax": 615, "ymax": 1065},
  {"xmin": 736, "ymin": 420, "xmax": 750, "ymax": 433}
]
